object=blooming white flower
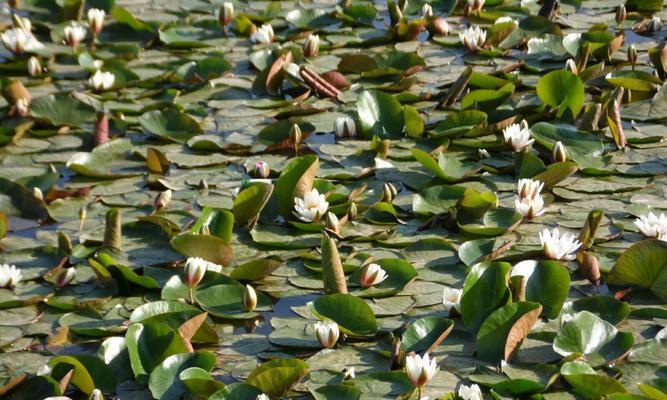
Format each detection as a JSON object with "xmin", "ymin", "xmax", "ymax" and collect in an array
[
  {"xmin": 442, "ymin": 287, "xmax": 461, "ymax": 316},
  {"xmin": 517, "ymin": 178, "xmax": 543, "ymax": 200},
  {"xmin": 334, "ymin": 115, "xmax": 356, "ymax": 139},
  {"xmin": 539, "ymin": 228, "xmax": 582, "ymax": 261},
  {"xmin": 360, "ymin": 263, "xmax": 388, "ymax": 288},
  {"xmin": 1, "ymin": 27, "xmax": 44, "ymax": 54},
  {"xmin": 63, "ymin": 24, "xmax": 87, "ymax": 47},
  {"xmin": 303, "ymin": 33, "xmax": 319, "ymax": 57},
  {"xmin": 515, "ymin": 195, "xmax": 546, "ymax": 219},
  {"xmin": 422, "ymin": 3, "xmax": 433, "ymax": 18},
  {"xmin": 87, "ymin": 8, "xmax": 106, "ymax": 35},
  {"xmin": 256, "ymin": 395, "xmax": 270, "ymax": 400},
  {"xmin": 405, "ymin": 353, "xmax": 438, "ymax": 387},
  {"xmin": 634, "ymin": 212, "xmax": 667, "ymax": 239},
  {"xmin": 251, "ymin": 23, "xmax": 274, "ymax": 44},
  {"xmin": 88, "ymin": 70, "xmax": 115, "ymax": 91},
  {"xmin": 183, "ymin": 257, "xmax": 208, "ymax": 288},
  {"xmin": 294, "ymin": 188, "xmax": 329, "ymax": 222},
  {"xmin": 495, "ymin": 16, "xmax": 517, "ymax": 25},
  {"xmin": 503, "ymin": 121, "xmax": 534, "ymax": 151},
  {"xmin": 0, "ymin": 264, "xmax": 22, "ymax": 288},
  {"xmin": 219, "ymin": 2, "xmax": 234, "ymax": 27},
  {"xmin": 27, "ymin": 56, "xmax": 41, "ymax": 76},
  {"xmin": 459, "ymin": 25, "xmax": 486, "ymax": 52},
  {"xmin": 314, "ymin": 320, "xmax": 339, "ymax": 348},
  {"xmin": 458, "ymin": 383, "xmax": 483, "ymax": 400}
]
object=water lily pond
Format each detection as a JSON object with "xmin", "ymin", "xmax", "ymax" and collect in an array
[{"xmin": 1, "ymin": 0, "xmax": 667, "ymax": 398}]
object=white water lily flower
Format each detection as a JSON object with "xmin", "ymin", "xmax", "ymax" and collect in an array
[
  {"xmin": 183, "ymin": 257, "xmax": 208, "ymax": 287},
  {"xmin": 251, "ymin": 23, "xmax": 274, "ymax": 44},
  {"xmin": 459, "ymin": 25, "xmax": 486, "ymax": 52},
  {"xmin": 28, "ymin": 56, "xmax": 41, "ymax": 76},
  {"xmin": 1, "ymin": 27, "xmax": 44, "ymax": 54},
  {"xmin": 539, "ymin": 228, "xmax": 582, "ymax": 261},
  {"xmin": 219, "ymin": 2, "xmax": 234, "ymax": 27},
  {"xmin": 303, "ymin": 33, "xmax": 319, "ymax": 57},
  {"xmin": 517, "ymin": 178, "xmax": 544, "ymax": 200},
  {"xmin": 294, "ymin": 188, "xmax": 329, "ymax": 222},
  {"xmin": 405, "ymin": 353, "xmax": 438, "ymax": 387},
  {"xmin": 458, "ymin": 383, "xmax": 483, "ymax": 400},
  {"xmin": 361, "ymin": 263, "xmax": 388, "ymax": 288},
  {"xmin": 256, "ymin": 395, "xmax": 270, "ymax": 400},
  {"xmin": 515, "ymin": 195, "xmax": 546, "ymax": 219},
  {"xmin": 422, "ymin": 3, "xmax": 433, "ymax": 18},
  {"xmin": 64, "ymin": 24, "xmax": 87, "ymax": 47},
  {"xmin": 88, "ymin": 70, "xmax": 115, "ymax": 91},
  {"xmin": 334, "ymin": 115, "xmax": 356, "ymax": 139},
  {"xmin": 634, "ymin": 212, "xmax": 667, "ymax": 239},
  {"xmin": 0, "ymin": 264, "xmax": 22, "ymax": 288},
  {"xmin": 314, "ymin": 320, "xmax": 339, "ymax": 348},
  {"xmin": 503, "ymin": 122, "xmax": 534, "ymax": 151},
  {"xmin": 87, "ymin": 8, "xmax": 106, "ymax": 35},
  {"xmin": 442, "ymin": 287, "xmax": 461, "ymax": 316},
  {"xmin": 15, "ymin": 97, "xmax": 30, "ymax": 117}
]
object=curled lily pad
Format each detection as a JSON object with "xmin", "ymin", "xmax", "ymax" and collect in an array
[
  {"xmin": 476, "ymin": 301, "xmax": 542, "ymax": 362},
  {"xmin": 401, "ymin": 316, "xmax": 454, "ymax": 353}
]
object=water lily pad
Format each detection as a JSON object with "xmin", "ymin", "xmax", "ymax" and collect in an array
[
  {"xmin": 139, "ymin": 109, "xmax": 203, "ymax": 143},
  {"xmin": 608, "ymin": 240, "xmax": 667, "ymax": 302},
  {"xmin": 311, "ymin": 293, "xmax": 377, "ymax": 337}
]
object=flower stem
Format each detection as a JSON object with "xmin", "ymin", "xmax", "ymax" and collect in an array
[{"xmin": 188, "ymin": 287, "xmax": 194, "ymax": 304}]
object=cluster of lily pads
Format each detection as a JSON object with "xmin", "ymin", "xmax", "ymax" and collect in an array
[{"xmin": 0, "ymin": 0, "xmax": 666, "ymax": 399}]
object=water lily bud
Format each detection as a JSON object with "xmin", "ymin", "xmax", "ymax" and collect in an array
[
  {"xmin": 243, "ymin": 284, "xmax": 257, "ymax": 311},
  {"xmin": 577, "ymin": 251, "xmax": 601, "ymax": 286},
  {"xmin": 421, "ymin": 3, "xmax": 433, "ymax": 18},
  {"xmin": 471, "ymin": 0, "xmax": 485, "ymax": 12},
  {"xmin": 15, "ymin": 98, "xmax": 29, "ymax": 117},
  {"xmin": 55, "ymin": 268, "xmax": 76, "ymax": 288},
  {"xmin": 89, "ymin": 389, "xmax": 103, "ymax": 400},
  {"xmin": 33, "ymin": 186, "xmax": 43, "ymax": 200},
  {"xmin": 347, "ymin": 202, "xmax": 358, "ymax": 220},
  {"xmin": 361, "ymin": 263, "xmax": 388, "ymax": 288},
  {"xmin": 627, "ymin": 44, "xmax": 638, "ymax": 65},
  {"xmin": 87, "ymin": 8, "xmax": 106, "ymax": 36},
  {"xmin": 565, "ymin": 58, "xmax": 578, "ymax": 75},
  {"xmin": 342, "ymin": 367, "xmax": 355, "ymax": 380},
  {"xmin": 405, "ymin": 353, "xmax": 438, "ymax": 387},
  {"xmin": 428, "ymin": 17, "xmax": 450, "ymax": 35},
  {"xmin": 397, "ymin": 0, "xmax": 408, "ymax": 11},
  {"xmin": 155, "ymin": 189, "xmax": 172, "ymax": 210},
  {"xmin": 183, "ymin": 257, "xmax": 207, "ymax": 288},
  {"xmin": 199, "ymin": 179, "xmax": 209, "ymax": 190},
  {"xmin": 382, "ymin": 182, "xmax": 397, "ymax": 203},
  {"xmin": 27, "ymin": 56, "xmax": 41, "ymax": 77},
  {"xmin": 314, "ymin": 320, "xmax": 339, "ymax": 348},
  {"xmin": 79, "ymin": 205, "xmax": 87, "ymax": 232},
  {"xmin": 615, "ymin": 4, "xmax": 626, "ymax": 26},
  {"xmin": 303, "ymin": 34, "xmax": 320, "ymax": 58},
  {"xmin": 254, "ymin": 161, "xmax": 270, "ymax": 179},
  {"xmin": 388, "ymin": 0, "xmax": 403, "ymax": 25},
  {"xmin": 63, "ymin": 24, "xmax": 86, "ymax": 47},
  {"xmin": 89, "ymin": 70, "xmax": 115, "ymax": 91},
  {"xmin": 553, "ymin": 141, "xmax": 567, "ymax": 162},
  {"xmin": 334, "ymin": 115, "xmax": 356, "ymax": 139},
  {"xmin": 325, "ymin": 212, "xmax": 340, "ymax": 235},
  {"xmin": 648, "ymin": 16, "xmax": 663, "ymax": 33},
  {"xmin": 289, "ymin": 123, "xmax": 302, "ymax": 145},
  {"xmin": 219, "ymin": 2, "xmax": 234, "ymax": 27}
]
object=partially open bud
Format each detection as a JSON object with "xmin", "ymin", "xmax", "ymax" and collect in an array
[
  {"xmin": 63, "ymin": 24, "xmax": 86, "ymax": 47},
  {"xmin": 155, "ymin": 189, "xmax": 172, "ymax": 211},
  {"xmin": 33, "ymin": 187, "xmax": 44, "ymax": 200},
  {"xmin": 553, "ymin": 141, "xmax": 567, "ymax": 162},
  {"xmin": 325, "ymin": 212, "xmax": 340, "ymax": 235},
  {"xmin": 382, "ymin": 182, "xmax": 397, "ymax": 203},
  {"xmin": 27, "ymin": 56, "xmax": 41, "ymax": 77},
  {"xmin": 361, "ymin": 263, "xmax": 388, "ymax": 288},
  {"xmin": 314, "ymin": 320, "xmax": 339, "ymax": 348},
  {"xmin": 55, "ymin": 268, "xmax": 76, "ymax": 288},
  {"xmin": 243, "ymin": 284, "xmax": 257, "ymax": 311},
  {"xmin": 421, "ymin": 3, "xmax": 433, "ymax": 18},
  {"xmin": 615, "ymin": 4, "xmax": 626, "ymax": 25},
  {"xmin": 627, "ymin": 44, "xmax": 638, "ymax": 65},
  {"xmin": 303, "ymin": 34, "xmax": 320, "ymax": 58},
  {"xmin": 184, "ymin": 257, "xmax": 207, "ymax": 288},
  {"xmin": 289, "ymin": 124, "xmax": 302, "ymax": 146},
  {"xmin": 565, "ymin": 58, "xmax": 578, "ymax": 75},
  {"xmin": 87, "ymin": 8, "xmax": 106, "ymax": 36},
  {"xmin": 334, "ymin": 115, "xmax": 356, "ymax": 139},
  {"xmin": 254, "ymin": 161, "xmax": 270, "ymax": 179},
  {"xmin": 219, "ymin": 2, "xmax": 234, "ymax": 27}
]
